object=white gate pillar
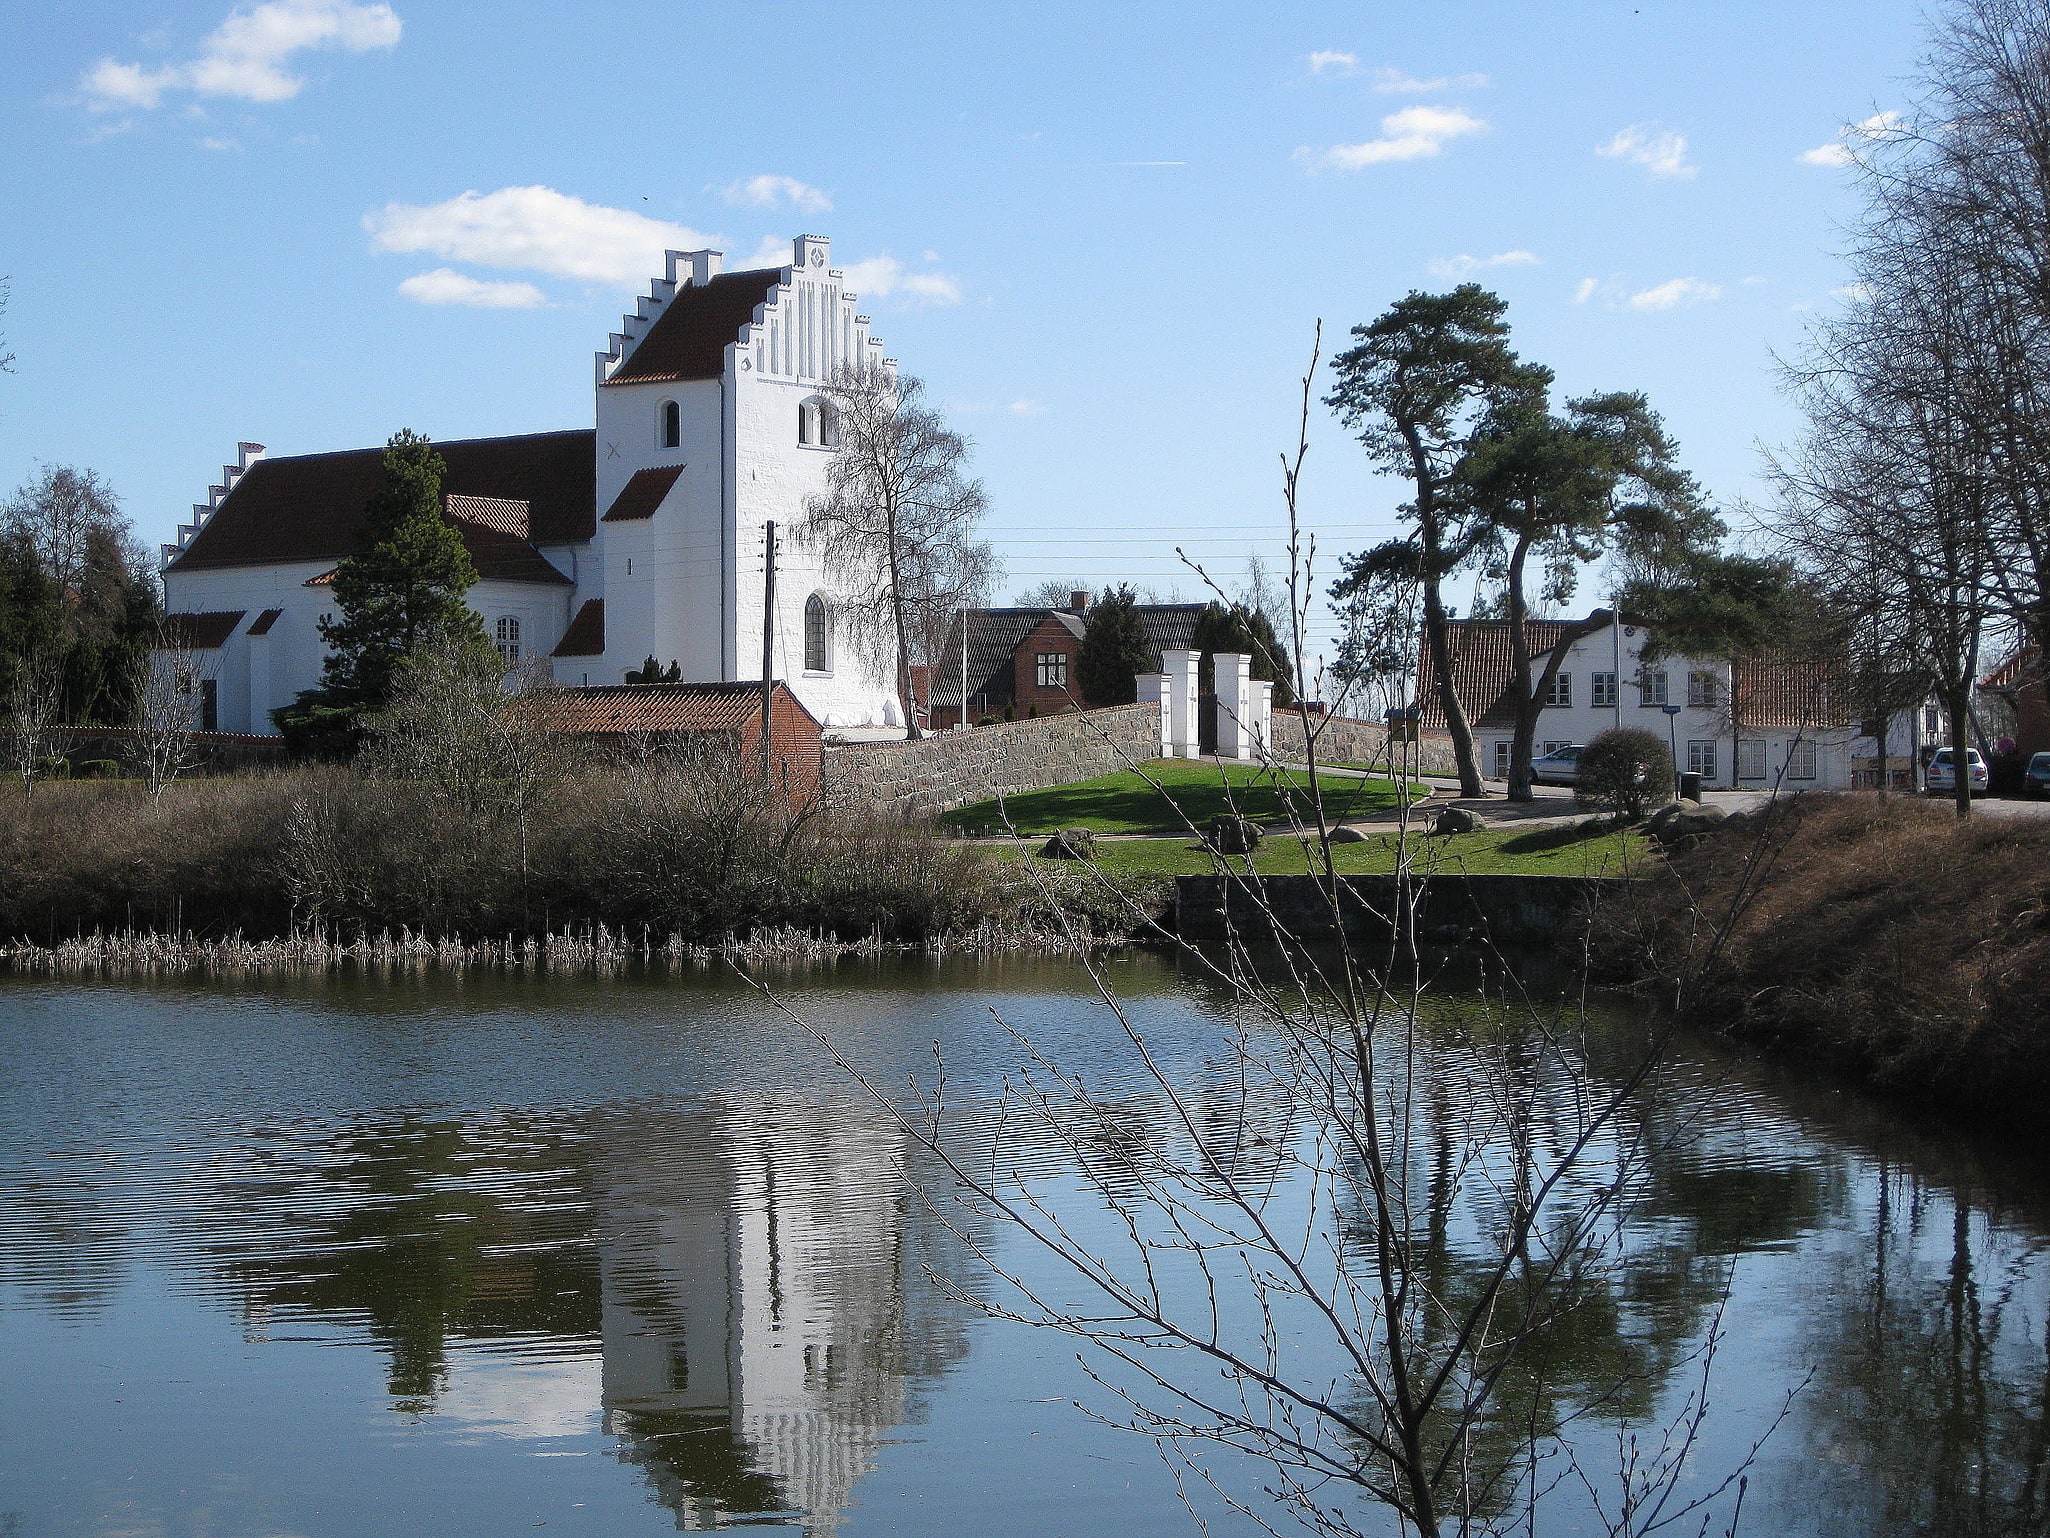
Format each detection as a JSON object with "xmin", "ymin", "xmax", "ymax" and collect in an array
[
  {"xmin": 1216, "ymin": 651, "xmax": 1253, "ymax": 761},
  {"xmin": 1136, "ymin": 673, "xmax": 1171, "ymax": 757},
  {"xmin": 1162, "ymin": 649, "xmax": 1200, "ymax": 758}
]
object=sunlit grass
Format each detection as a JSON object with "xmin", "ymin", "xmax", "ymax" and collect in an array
[
  {"xmin": 983, "ymin": 821, "xmax": 1655, "ymax": 878},
  {"xmin": 940, "ymin": 759, "xmax": 1426, "ymax": 837}
]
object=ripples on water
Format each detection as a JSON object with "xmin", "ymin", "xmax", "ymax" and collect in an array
[{"xmin": 0, "ymin": 957, "xmax": 2046, "ymax": 1537}]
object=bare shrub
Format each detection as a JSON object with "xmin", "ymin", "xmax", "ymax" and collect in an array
[{"xmin": 4, "ymin": 653, "xmax": 66, "ymax": 797}]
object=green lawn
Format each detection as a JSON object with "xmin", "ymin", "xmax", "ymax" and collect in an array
[
  {"xmin": 941, "ymin": 759, "xmax": 1425, "ymax": 837},
  {"xmin": 987, "ymin": 821, "xmax": 1655, "ymax": 878}
]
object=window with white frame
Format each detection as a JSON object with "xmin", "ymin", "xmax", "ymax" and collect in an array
[
  {"xmin": 496, "ymin": 616, "xmax": 521, "ymax": 664},
  {"xmin": 798, "ymin": 398, "xmax": 839, "ymax": 448},
  {"xmin": 1924, "ymin": 704, "xmax": 1942, "ymax": 736},
  {"xmin": 1592, "ymin": 671, "xmax": 1618, "ymax": 707},
  {"xmin": 1787, "ymin": 739, "xmax": 1817, "ymax": 780},
  {"xmin": 1035, "ymin": 652, "xmax": 1068, "ymax": 689},
  {"xmin": 1687, "ymin": 740, "xmax": 1718, "ymax": 779},
  {"xmin": 1542, "ymin": 739, "xmax": 1573, "ymax": 755},
  {"xmin": 661, "ymin": 399, "xmax": 681, "ymax": 449},
  {"xmin": 1640, "ymin": 669, "xmax": 1669, "ymax": 706},
  {"xmin": 1543, "ymin": 672, "xmax": 1572, "ymax": 706},
  {"xmin": 1688, "ymin": 669, "xmax": 1722, "ymax": 708},
  {"xmin": 1736, "ymin": 739, "xmax": 1767, "ymax": 779},
  {"xmin": 803, "ymin": 594, "xmax": 830, "ymax": 673},
  {"xmin": 1493, "ymin": 741, "xmax": 1511, "ymax": 778}
]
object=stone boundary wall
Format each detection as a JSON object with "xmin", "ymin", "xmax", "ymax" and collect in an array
[
  {"xmin": 1267, "ymin": 713, "xmax": 1461, "ymax": 777},
  {"xmin": 1176, "ymin": 872, "xmax": 1636, "ymax": 948},
  {"xmin": 823, "ymin": 703, "xmax": 1161, "ymax": 820},
  {"xmin": 59, "ymin": 728, "xmax": 289, "ymax": 777}
]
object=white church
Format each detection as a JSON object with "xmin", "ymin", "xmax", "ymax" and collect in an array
[{"xmin": 159, "ymin": 235, "xmax": 904, "ymax": 734}]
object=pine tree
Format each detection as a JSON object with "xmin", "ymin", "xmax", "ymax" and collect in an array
[
  {"xmin": 1076, "ymin": 585, "xmax": 1154, "ymax": 705},
  {"xmin": 1190, "ymin": 601, "xmax": 1296, "ymax": 706},
  {"xmin": 275, "ymin": 432, "xmax": 486, "ymax": 753}
]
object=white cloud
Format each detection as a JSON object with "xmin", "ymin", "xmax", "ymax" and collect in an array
[
  {"xmin": 1799, "ymin": 109, "xmax": 1905, "ymax": 167},
  {"xmin": 1306, "ymin": 50, "xmax": 1358, "ymax": 76},
  {"xmin": 721, "ymin": 174, "xmax": 833, "ymax": 214},
  {"xmin": 1596, "ymin": 123, "xmax": 1696, "ymax": 179},
  {"xmin": 1833, "ymin": 280, "xmax": 1874, "ymax": 303},
  {"xmin": 1373, "ymin": 67, "xmax": 1489, "ymax": 94},
  {"xmin": 1573, "ymin": 276, "xmax": 1599, "ymax": 304},
  {"xmin": 365, "ymin": 186, "xmax": 721, "ymax": 286},
  {"xmin": 1427, "ymin": 249, "xmax": 1539, "ymax": 280},
  {"xmin": 841, "ymin": 254, "xmax": 963, "ymax": 306},
  {"xmin": 397, "ymin": 268, "xmax": 547, "ymax": 308},
  {"xmin": 82, "ymin": 0, "xmax": 400, "ymax": 111},
  {"xmin": 199, "ymin": 134, "xmax": 241, "ymax": 151},
  {"xmin": 1009, "ymin": 399, "xmax": 1047, "ymax": 417},
  {"xmin": 1298, "ymin": 105, "xmax": 1487, "ymax": 171},
  {"xmin": 1627, "ymin": 276, "xmax": 1721, "ymax": 311}
]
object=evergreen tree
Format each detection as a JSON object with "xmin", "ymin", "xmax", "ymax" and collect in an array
[
  {"xmin": 276, "ymin": 432, "xmax": 486, "ymax": 754},
  {"xmin": 1190, "ymin": 601, "xmax": 1296, "ymax": 706},
  {"xmin": 1076, "ymin": 585, "xmax": 1154, "ymax": 705}
]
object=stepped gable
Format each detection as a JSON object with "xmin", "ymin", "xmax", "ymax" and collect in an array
[
  {"xmin": 166, "ymin": 429, "xmax": 596, "ymax": 573},
  {"xmin": 605, "ymin": 266, "xmax": 787, "ymax": 385}
]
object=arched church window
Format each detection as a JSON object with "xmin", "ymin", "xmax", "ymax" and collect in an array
[
  {"xmin": 804, "ymin": 594, "xmax": 830, "ymax": 673},
  {"xmin": 496, "ymin": 616, "xmax": 521, "ymax": 664},
  {"xmin": 661, "ymin": 400, "xmax": 681, "ymax": 449},
  {"xmin": 799, "ymin": 398, "xmax": 838, "ymax": 448},
  {"xmin": 819, "ymin": 402, "xmax": 839, "ymax": 447},
  {"xmin": 798, "ymin": 400, "xmax": 817, "ymax": 446}
]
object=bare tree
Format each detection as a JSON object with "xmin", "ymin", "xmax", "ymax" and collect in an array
[
  {"xmin": 1, "ymin": 465, "xmax": 132, "ymax": 609},
  {"xmin": 127, "ymin": 641, "xmax": 207, "ymax": 803},
  {"xmin": 801, "ymin": 364, "xmax": 989, "ymax": 739},
  {"xmin": 5, "ymin": 652, "xmax": 66, "ymax": 797},
  {"xmin": 0, "ymin": 277, "xmax": 16, "ymax": 377}
]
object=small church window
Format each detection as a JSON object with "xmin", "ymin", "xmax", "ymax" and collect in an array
[
  {"xmin": 799, "ymin": 399, "xmax": 837, "ymax": 448},
  {"xmin": 496, "ymin": 616, "xmax": 521, "ymax": 664},
  {"xmin": 804, "ymin": 594, "xmax": 829, "ymax": 672},
  {"xmin": 661, "ymin": 400, "xmax": 681, "ymax": 449}
]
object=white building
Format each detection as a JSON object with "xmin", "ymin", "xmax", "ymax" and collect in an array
[
  {"xmin": 158, "ymin": 235, "xmax": 901, "ymax": 734},
  {"xmin": 1419, "ymin": 611, "xmax": 1916, "ymax": 791}
]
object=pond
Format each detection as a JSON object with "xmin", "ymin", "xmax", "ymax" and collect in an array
[{"xmin": 0, "ymin": 955, "xmax": 2045, "ymax": 1537}]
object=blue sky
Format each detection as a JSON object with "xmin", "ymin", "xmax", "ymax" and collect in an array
[{"xmin": 3, "ymin": 1, "xmax": 1932, "ymax": 667}]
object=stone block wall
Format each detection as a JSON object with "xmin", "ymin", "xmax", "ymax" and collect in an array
[
  {"xmin": 822, "ymin": 702, "xmax": 1161, "ymax": 819},
  {"xmin": 1267, "ymin": 712, "xmax": 1461, "ymax": 777}
]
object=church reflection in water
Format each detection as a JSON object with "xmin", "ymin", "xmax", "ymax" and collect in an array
[
  {"xmin": 216, "ymin": 1093, "xmax": 976, "ymax": 1533},
  {"xmin": 592, "ymin": 1096, "xmax": 973, "ymax": 1531}
]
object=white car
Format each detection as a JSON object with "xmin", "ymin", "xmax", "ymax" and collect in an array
[
  {"xmin": 1926, "ymin": 747, "xmax": 1988, "ymax": 796},
  {"xmin": 1529, "ymin": 745, "xmax": 1584, "ymax": 787}
]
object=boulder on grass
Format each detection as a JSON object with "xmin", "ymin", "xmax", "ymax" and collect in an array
[
  {"xmin": 1433, "ymin": 806, "xmax": 1482, "ymax": 836},
  {"xmin": 1037, "ymin": 827, "xmax": 1098, "ymax": 861},
  {"xmin": 1650, "ymin": 803, "xmax": 1727, "ymax": 846},
  {"xmin": 1328, "ymin": 824, "xmax": 1374, "ymax": 843},
  {"xmin": 1207, "ymin": 814, "xmax": 1264, "ymax": 855}
]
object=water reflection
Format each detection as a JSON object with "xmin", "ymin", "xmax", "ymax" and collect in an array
[{"xmin": 172, "ymin": 1093, "xmax": 971, "ymax": 1532}]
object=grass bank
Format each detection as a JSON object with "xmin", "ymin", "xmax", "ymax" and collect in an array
[
  {"xmin": 940, "ymin": 759, "xmax": 1424, "ymax": 836},
  {"xmin": 1593, "ymin": 794, "xmax": 2050, "ymax": 1120},
  {"xmin": 990, "ymin": 820, "xmax": 1653, "ymax": 877}
]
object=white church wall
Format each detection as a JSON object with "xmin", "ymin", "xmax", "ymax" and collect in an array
[
  {"xmin": 591, "ymin": 375, "xmax": 726, "ymax": 684},
  {"xmin": 163, "ymin": 559, "xmax": 334, "ymax": 733}
]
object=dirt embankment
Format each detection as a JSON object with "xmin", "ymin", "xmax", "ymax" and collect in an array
[{"xmin": 1593, "ymin": 794, "xmax": 2050, "ymax": 1120}]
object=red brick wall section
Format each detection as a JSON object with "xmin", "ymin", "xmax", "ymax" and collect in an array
[
  {"xmin": 1011, "ymin": 614, "xmax": 1085, "ymax": 717},
  {"xmin": 766, "ymin": 687, "xmax": 823, "ymax": 799}
]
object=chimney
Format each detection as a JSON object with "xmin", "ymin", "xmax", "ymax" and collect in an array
[{"xmin": 1070, "ymin": 589, "xmax": 1089, "ymax": 613}]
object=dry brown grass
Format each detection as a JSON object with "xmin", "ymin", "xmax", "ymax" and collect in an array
[
  {"xmin": 1597, "ymin": 793, "xmax": 2050, "ymax": 1115},
  {"xmin": 0, "ymin": 758, "xmax": 1020, "ymax": 946}
]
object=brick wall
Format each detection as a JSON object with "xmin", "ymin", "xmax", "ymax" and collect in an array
[
  {"xmin": 1267, "ymin": 712, "xmax": 1461, "ymax": 776},
  {"xmin": 823, "ymin": 702, "xmax": 1160, "ymax": 819},
  {"xmin": 1011, "ymin": 613, "xmax": 1088, "ymax": 717}
]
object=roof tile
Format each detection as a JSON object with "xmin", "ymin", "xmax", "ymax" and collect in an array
[{"xmin": 604, "ymin": 269, "xmax": 786, "ymax": 386}]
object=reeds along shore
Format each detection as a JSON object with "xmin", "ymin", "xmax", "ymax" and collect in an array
[
  {"xmin": 1592, "ymin": 793, "xmax": 2050, "ymax": 1119},
  {"xmin": 0, "ymin": 759, "xmax": 1125, "ymax": 958}
]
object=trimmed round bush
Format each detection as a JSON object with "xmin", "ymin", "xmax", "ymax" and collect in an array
[{"xmin": 1574, "ymin": 728, "xmax": 1675, "ymax": 820}]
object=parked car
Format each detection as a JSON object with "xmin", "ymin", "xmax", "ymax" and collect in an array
[
  {"xmin": 1529, "ymin": 745, "xmax": 1584, "ymax": 787},
  {"xmin": 2025, "ymin": 752, "xmax": 2050, "ymax": 798},
  {"xmin": 1926, "ymin": 746, "xmax": 1989, "ymax": 796}
]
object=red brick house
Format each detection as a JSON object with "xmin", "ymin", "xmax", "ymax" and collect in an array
[{"xmin": 927, "ymin": 592, "xmax": 1207, "ymax": 727}]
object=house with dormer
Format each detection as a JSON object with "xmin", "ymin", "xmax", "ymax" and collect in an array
[{"xmin": 157, "ymin": 235, "xmax": 903, "ymax": 735}]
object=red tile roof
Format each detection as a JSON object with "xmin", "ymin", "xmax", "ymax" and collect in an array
[
  {"xmin": 455, "ymin": 519, "xmax": 572, "ymax": 585},
  {"xmin": 602, "ymin": 464, "xmax": 684, "ymax": 522},
  {"xmin": 166, "ymin": 429, "xmax": 596, "ymax": 574},
  {"xmin": 552, "ymin": 599, "xmax": 604, "ymax": 658},
  {"xmin": 161, "ymin": 610, "xmax": 246, "ymax": 649},
  {"xmin": 246, "ymin": 608, "xmax": 283, "ymax": 636},
  {"xmin": 532, "ymin": 680, "xmax": 820, "ymax": 736},
  {"xmin": 1981, "ymin": 647, "xmax": 2042, "ymax": 692},
  {"xmin": 1415, "ymin": 618, "xmax": 1579, "ymax": 729},
  {"xmin": 604, "ymin": 268, "xmax": 785, "ymax": 385}
]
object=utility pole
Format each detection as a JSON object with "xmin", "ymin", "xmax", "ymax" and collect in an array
[
  {"xmin": 761, "ymin": 520, "xmax": 776, "ymax": 782},
  {"xmin": 958, "ymin": 602, "xmax": 970, "ymax": 730}
]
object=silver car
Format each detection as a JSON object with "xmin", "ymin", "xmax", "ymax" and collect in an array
[{"xmin": 1529, "ymin": 745, "xmax": 1584, "ymax": 786}]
